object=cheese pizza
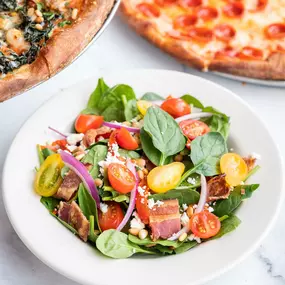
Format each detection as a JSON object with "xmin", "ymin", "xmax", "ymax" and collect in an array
[
  {"xmin": 121, "ymin": 0, "xmax": 285, "ymax": 80},
  {"xmin": 0, "ymin": 0, "xmax": 115, "ymax": 102}
]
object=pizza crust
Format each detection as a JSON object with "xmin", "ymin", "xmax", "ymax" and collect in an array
[
  {"xmin": 120, "ymin": 1, "xmax": 285, "ymax": 81},
  {"xmin": 0, "ymin": 0, "xmax": 115, "ymax": 102}
]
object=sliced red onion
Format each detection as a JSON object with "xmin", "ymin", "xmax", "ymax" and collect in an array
[
  {"xmin": 168, "ymin": 225, "xmax": 190, "ymax": 241},
  {"xmin": 195, "ymin": 174, "xmax": 208, "ymax": 214},
  {"xmin": 102, "ymin": 121, "xmax": 140, "ymax": 133},
  {"xmin": 116, "ymin": 160, "xmax": 138, "ymax": 231},
  {"xmin": 60, "ymin": 151, "xmax": 100, "ymax": 207},
  {"xmin": 48, "ymin": 126, "xmax": 67, "ymax": 138},
  {"xmin": 175, "ymin": 112, "xmax": 212, "ymax": 123}
]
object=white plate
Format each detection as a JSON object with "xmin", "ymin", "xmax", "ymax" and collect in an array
[{"xmin": 2, "ymin": 70, "xmax": 284, "ymax": 285}]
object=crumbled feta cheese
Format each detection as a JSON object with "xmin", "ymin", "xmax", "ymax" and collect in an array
[
  {"xmin": 138, "ymin": 186, "xmax": 145, "ymax": 196},
  {"xmin": 188, "ymin": 234, "xmax": 201, "ymax": 243},
  {"xmin": 208, "ymin": 207, "xmax": 214, "ymax": 213},
  {"xmin": 187, "ymin": 177, "xmax": 196, "ymax": 185},
  {"xmin": 193, "ymin": 204, "xmax": 198, "ymax": 209},
  {"xmin": 182, "ymin": 203, "xmax": 188, "ymax": 211},
  {"xmin": 67, "ymin": 133, "xmax": 84, "ymax": 145},
  {"xmin": 230, "ymin": 148, "xmax": 234, "ymax": 152},
  {"xmin": 100, "ymin": 203, "xmax": 108, "ymax": 214},
  {"xmin": 148, "ymin": 198, "xmax": 164, "ymax": 209},
  {"xmin": 180, "ymin": 212, "xmax": 190, "ymax": 226},
  {"xmin": 66, "ymin": 145, "xmax": 78, "ymax": 152},
  {"xmin": 250, "ymin": 152, "xmax": 262, "ymax": 160},
  {"xmin": 141, "ymin": 198, "xmax": 145, "ymax": 204},
  {"xmin": 130, "ymin": 211, "xmax": 145, "ymax": 230}
]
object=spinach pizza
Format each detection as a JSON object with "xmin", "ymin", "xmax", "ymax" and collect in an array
[{"xmin": 0, "ymin": 0, "xmax": 115, "ymax": 101}]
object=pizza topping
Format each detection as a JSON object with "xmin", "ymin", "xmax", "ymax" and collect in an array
[
  {"xmin": 197, "ymin": 7, "xmax": 218, "ymax": 21},
  {"xmin": 214, "ymin": 24, "xmax": 236, "ymax": 42},
  {"xmin": 215, "ymin": 47, "xmax": 237, "ymax": 58},
  {"xmin": 247, "ymin": 0, "xmax": 268, "ymax": 12},
  {"xmin": 238, "ymin": 46, "xmax": 263, "ymax": 60},
  {"xmin": 188, "ymin": 27, "xmax": 213, "ymax": 42},
  {"xmin": 179, "ymin": 0, "xmax": 202, "ymax": 8},
  {"xmin": 5, "ymin": 28, "xmax": 31, "ymax": 54},
  {"xmin": 222, "ymin": 2, "xmax": 244, "ymax": 18},
  {"xmin": 155, "ymin": 0, "xmax": 177, "ymax": 6},
  {"xmin": 264, "ymin": 23, "xmax": 285, "ymax": 39},
  {"xmin": 137, "ymin": 3, "xmax": 160, "ymax": 18},
  {"xmin": 0, "ymin": 0, "xmax": 17, "ymax": 11},
  {"xmin": 173, "ymin": 14, "xmax": 197, "ymax": 29}
]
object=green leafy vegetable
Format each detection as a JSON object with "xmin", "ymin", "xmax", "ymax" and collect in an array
[
  {"xmin": 141, "ymin": 92, "xmax": 164, "ymax": 101},
  {"xmin": 60, "ymin": 165, "xmax": 70, "ymax": 178},
  {"xmin": 149, "ymin": 189, "xmax": 200, "ymax": 206},
  {"xmin": 181, "ymin": 94, "xmax": 204, "ymax": 109},
  {"xmin": 52, "ymin": 213, "xmax": 78, "ymax": 235},
  {"xmin": 202, "ymin": 115, "xmax": 230, "ymax": 139},
  {"xmin": 0, "ymin": 0, "xmax": 17, "ymax": 11},
  {"xmin": 78, "ymin": 184, "xmax": 100, "ymax": 231},
  {"xmin": 174, "ymin": 241, "xmax": 198, "ymax": 254},
  {"xmin": 128, "ymin": 235, "xmax": 181, "ymax": 248},
  {"xmin": 40, "ymin": 196, "xmax": 59, "ymax": 212},
  {"xmin": 101, "ymin": 186, "xmax": 130, "ymax": 203},
  {"xmin": 124, "ymin": 99, "xmax": 139, "ymax": 121},
  {"xmin": 36, "ymin": 144, "xmax": 45, "ymax": 165},
  {"xmin": 96, "ymin": 230, "xmax": 154, "ymax": 258},
  {"xmin": 88, "ymin": 215, "xmax": 98, "ymax": 243},
  {"xmin": 245, "ymin": 165, "xmax": 261, "ymax": 182},
  {"xmin": 143, "ymin": 107, "xmax": 185, "ymax": 165},
  {"xmin": 118, "ymin": 149, "xmax": 140, "ymax": 159},
  {"xmin": 58, "ymin": 20, "xmax": 71, "ymax": 27},
  {"xmin": 42, "ymin": 148, "xmax": 55, "ymax": 159},
  {"xmin": 211, "ymin": 215, "xmax": 241, "ymax": 239},
  {"xmin": 81, "ymin": 145, "xmax": 107, "ymax": 178}
]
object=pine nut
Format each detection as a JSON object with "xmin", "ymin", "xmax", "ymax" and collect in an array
[
  {"xmin": 129, "ymin": 228, "xmax": 140, "ymax": 236},
  {"xmin": 94, "ymin": 178, "xmax": 103, "ymax": 187},
  {"xmin": 75, "ymin": 153, "xmax": 85, "ymax": 161},
  {"xmin": 137, "ymin": 170, "xmax": 144, "ymax": 180},
  {"xmin": 35, "ymin": 24, "xmax": 43, "ymax": 30},
  {"xmin": 27, "ymin": 8, "xmax": 35, "ymax": 17},
  {"xmin": 178, "ymin": 232, "xmax": 187, "ymax": 242},
  {"xmin": 174, "ymin": 154, "xmax": 183, "ymax": 162},
  {"xmin": 35, "ymin": 9, "xmax": 43, "ymax": 17},
  {"xmin": 186, "ymin": 205, "xmax": 194, "ymax": 217},
  {"xmin": 136, "ymin": 158, "xmax": 146, "ymax": 168},
  {"xmin": 142, "ymin": 168, "xmax": 149, "ymax": 175},
  {"xmin": 138, "ymin": 229, "xmax": 148, "ymax": 240},
  {"xmin": 36, "ymin": 16, "xmax": 44, "ymax": 23},
  {"xmin": 72, "ymin": 8, "xmax": 78, "ymax": 20}
]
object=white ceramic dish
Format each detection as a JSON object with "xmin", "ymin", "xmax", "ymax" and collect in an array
[{"xmin": 2, "ymin": 70, "xmax": 284, "ymax": 285}]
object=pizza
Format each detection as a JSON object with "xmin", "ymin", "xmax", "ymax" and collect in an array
[
  {"xmin": 121, "ymin": 0, "xmax": 285, "ymax": 80},
  {"xmin": 0, "ymin": 0, "xmax": 115, "ymax": 102}
]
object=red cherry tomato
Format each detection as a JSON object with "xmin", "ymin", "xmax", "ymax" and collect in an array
[
  {"xmin": 98, "ymin": 202, "xmax": 124, "ymax": 231},
  {"xmin": 108, "ymin": 163, "xmax": 136, "ymax": 194},
  {"xmin": 137, "ymin": 3, "xmax": 160, "ymax": 17},
  {"xmin": 190, "ymin": 211, "xmax": 221, "ymax": 239},
  {"xmin": 161, "ymin": 98, "xmax": 191, "ymax": 118},
  {"xmin": 116, "ymin": 127, "xmax": 139, "ymax": 150},
  {"xmin": 75, "ymin": 114, "xmax": 103, "ymax": 133},
  {"xmin": 51, "ymin": 139, "xmax": 67, "ymax": 150},
  {"xmin": 179, "ymin": 119, "xmax": 210, "ymax": 140},
  {"xmin": 136, "ymin": 182, "xmax": 150, "ymax": 224}
]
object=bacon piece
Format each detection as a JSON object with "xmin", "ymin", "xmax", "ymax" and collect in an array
[
  {"xmin": 55, "ymin": 170, "xmax": 81, "ymax": 201},
  {"xmin": 83, "ymin": 126, "xmax": 111, "ymax": 147},
  {"xmin": 149, "ymin": 199, "xmax": 181, "ymax": 240},
  {"xmin": 58, "ymin": 201, "xmax": 90, "ymax": 242},
  {"xmin": 243, "ymin": 156, "xmax": 257, "ymax": 172},
  {"xmin": 207, "ymin": 174, "xmax": 231, "ymax": 201}
]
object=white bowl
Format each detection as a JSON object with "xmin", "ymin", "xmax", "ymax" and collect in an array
[{"xmin": 2, "ymin": 70, "xmax": 284, "ymax": 285}]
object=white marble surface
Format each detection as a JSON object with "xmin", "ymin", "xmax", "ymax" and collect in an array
[{"xmin": 1, "ymin": 15, "xmax": 285, "ymax": 285}]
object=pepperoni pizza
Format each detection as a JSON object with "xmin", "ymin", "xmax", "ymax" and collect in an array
[{"xmin": 121, "ymin": 0, "xmax": 285, "ymax": 80}]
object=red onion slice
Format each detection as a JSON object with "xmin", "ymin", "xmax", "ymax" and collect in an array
[
  {"xmin": 60, "ymin": 151, "xmax": 100, "ymax": 207},
  {"xmin": 102, "ymin": 121, "xmax": 140, "ymax": 133},
  {"xmin": 116, "ymin": 160, "xmax": 138, "ymax": 231},
  {"xmin": 48, "ymin": 126, "xmax": 67, "ymax": 138},
  {"xmin": 175, "ymin": 112, "xmax": 212, "ymax": 123},
  {"xmin": 195, "ymin": 174, "xmax": 208, "ymax": 214}
]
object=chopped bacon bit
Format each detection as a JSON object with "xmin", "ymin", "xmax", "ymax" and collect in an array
[
  {"xmin": 83, "ymin": 126, "xmax": 111, "ymax": 147},
  {"xmin": 207, "ymin": 174, "xmax": 231, "ymax": 201},
  {"xmin": 240, "ymin": 188, "xmax": 246, "ymax": 195},
  {"xmin": 243, "ymin": 156, "xmax": 256, "ymax": 172}
]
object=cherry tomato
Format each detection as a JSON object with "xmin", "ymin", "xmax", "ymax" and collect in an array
[
  {"xmin": 34, "ymin": 154, "xmax": 64, "ymax": 197},
  {"xmin": 51, "ymin": 139, "xmax": 67, "ymax": 150},
  {"xmin": 75, "ymin": 114, "xmax": 103, "ymax": 133},
  {"xmin": 98, "ymin": 202, "xmax": 124, "ymax": 231},
  {"xmin": 147, "ymin": 162, "xmax": 185, "ymax": 193},
  {"xmin": 161, "ymin": 98, "xmax": 191, "ymax": 118},
  {"xmin": 220, "ymin": 153, "xmax": 248, "ymax": 186},
  {"xmin": 108, "ymin": 163, "xmax": 136, "ymax": 194},
  {"xmin": 137, "ymin": 100, "xmax": 153, "ymax": 116},
  {"xmin": 136, "ymin": 182, "xmax": 150, "ymax": 224},
  {"xmin": 116, "ymin": 128, "xmax": 139, "ymax": 150},
  {"xmin": 190, "ymin": 211, "xmax": 221, "ymax": 239},
  {"xmin": 179, "ymin": 119, "xmax": 210, "ymax": 140}
]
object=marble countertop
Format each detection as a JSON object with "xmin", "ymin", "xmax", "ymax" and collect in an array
[{"xmin": 1, "ymin": 15, "xmax": 285, "ymax": 285}]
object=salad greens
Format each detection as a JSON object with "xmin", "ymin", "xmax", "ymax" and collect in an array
[{"xmin": 34, "ymin": 78, "xmax": 260, "ymax": 259}]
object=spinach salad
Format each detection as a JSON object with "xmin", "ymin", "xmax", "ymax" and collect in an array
[{"xmin": 34, "ymin": 78, "xmax": 260, "ymax": 259}]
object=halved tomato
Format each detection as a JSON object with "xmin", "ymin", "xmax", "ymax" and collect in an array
[
  {"xmin": 108, "ymin": 163, "xmax": 136, "ymax": 194},
  {"xmin": 179, "ymin": 119, "xmax": 210, "ymax": 140},
  {"xmin": 161, "ymin": 98, "xmax": 191, "ymax": 118},
  {"xmin": 190, "ymin": 211, "xmax": 221, "ymax": 239},
  {"xmin": 116, "ymin": 127, "xmax": 139, "ymax": 150},
  {"xmin": 75, "ymin": 114, "xmax": 103, "ymax": 133},
  {"xmin": 98, "ymin": 202, "xmax": 124, "ymax": 231},
  {"xmin": 136, "ymin": 181, "xmax": 150, "ymax": 224}
]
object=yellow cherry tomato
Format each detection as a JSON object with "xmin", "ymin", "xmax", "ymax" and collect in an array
[
  {"xmin": 147, "ymin": 162, "xmax": 185, "ymax": 193},
  {"xmin": 34, "ymin": 154, "xmax": 64, "ymax": 197},
  {"xmin": 137, "ymin": 100, "xmax": 153, "ymax": 116},
  {"xmin": 220, "ymin": 153, "xmax": 248, "ymax": 187}
]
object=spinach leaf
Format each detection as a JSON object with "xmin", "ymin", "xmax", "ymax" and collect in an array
[
  {"xmin": 118, "ymin": 149, "xmax": 140, "ymax": 159},
  {"xmin": 181, "ymin": 94, "xmax": 204, "ymax": 109},
  {"xmin": 101, "ymin": 101, "xmax": 125, "ymax": 122},
  {"xmin": 154, "ymin": 245, "xmax": 174, "ymax": 254},
  {"xmin": 174, "ymin": 241, "xmax": 198, "ymax": 254},
  {"xmin": 202, "ymin": 114, "xmax": 230, "ymax": 139},
  {"xmin": 128, "ymin": 234, "xmax": 181, "ymax": 248},
  {"xmin": 211, "ymin": 215, "xmax": 241, "ymax": 239},
  {"xmin": 143, "ymin": 107, "xmax": 186, "ymax": 164},
  {"xmin": 140, "ymin": 128, "xmax": 172, "ymax": 166},
  {"xmin": 58, "ymin": 20, "xmax": 71, "ymax": 27},
  {"xmin": 213, "ymin": 184, "xmax": 259, "ymax": 217},
  {"xmin": 149, "ymin": 189, "xmax": 200, "ymax": 206},
  {"xmin": 124, "ymin": 99, "xmax": 139, "ymax": 121},
  {"xmin": 202, "ymin": 106, "xmax": 229, "ymax": 121},
  {"xmin": 51, "ymin": 213, "xmax": 78, "ymax": 235},
  {"xmin": 81, "ymin": 145, "xmax": 107, "ymax": 178},
  {"xmin": 36, "ymin": 144, "xmax": 45, "ymax": 165},
  {"xmin": 40, "ymin": 197, "xmax": 59, "ymax": 212},
  {"xmin": 61, "ymin": 166, "xmax": 70, "ymax": 178},
  {"xmin": 78, "ymin": 184, "xmax": 100, "ymax": 231},
  {"xmin": 141, "ymin": 92, "xmax": 164, "ymax": 101},
  {"xmin": 88, "ymin": 215, "xmax": 98, "ymax": 243},
  {"xmin": 101, "ymin": 186, "xmax": 130, "ymax": 203},
  {"xmin": 0, "ymin": 0, "xmax": 17, "ymax": 11},
  {"xmin": 42, "ymin": 148, "xmax": 55, "ymax": 159},
  {"xmin": 96, "ymin": 230, "xmax": 154, "ymax": 258}
]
